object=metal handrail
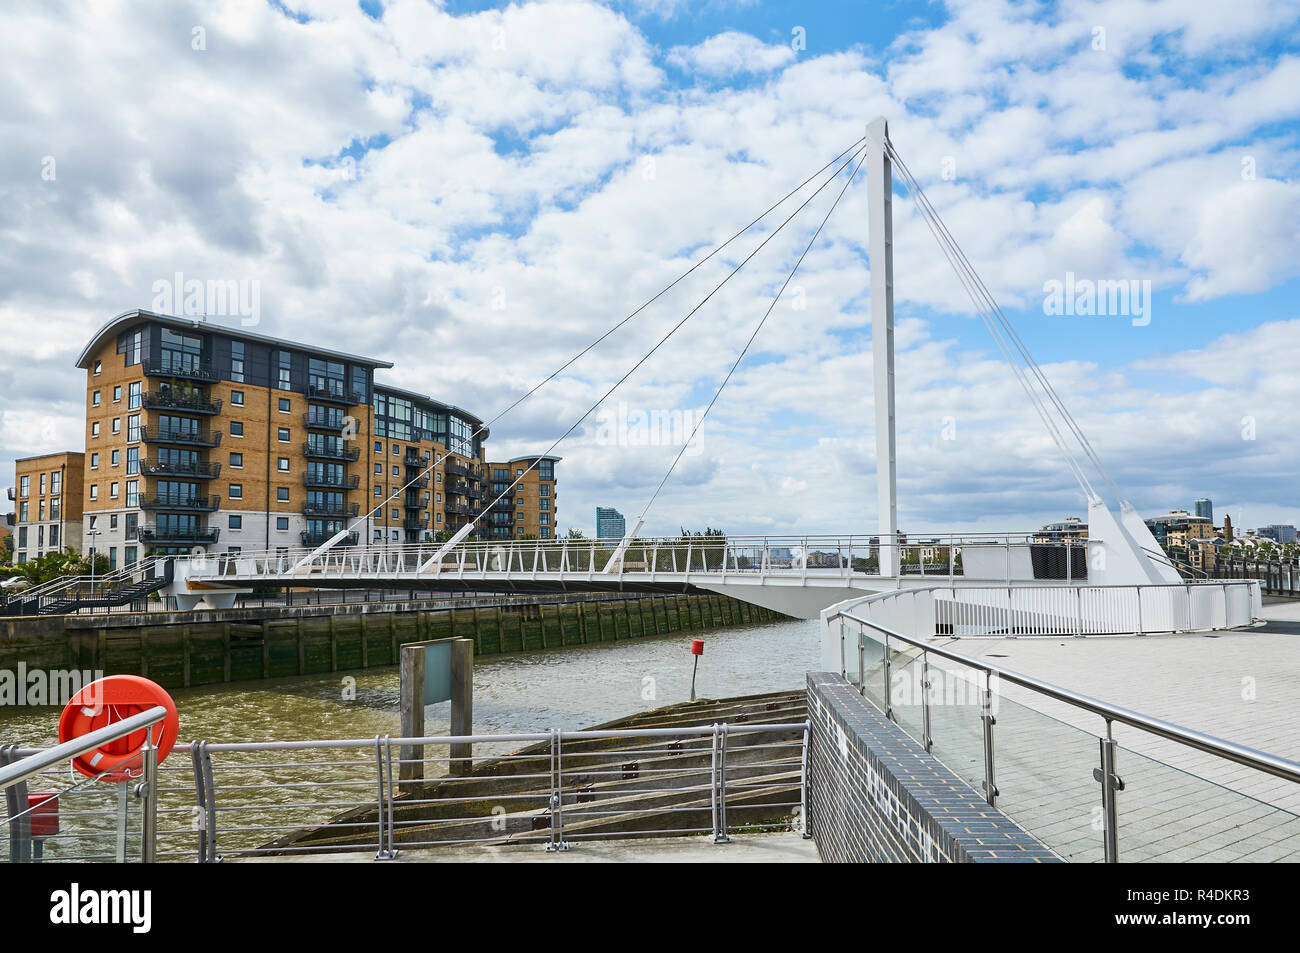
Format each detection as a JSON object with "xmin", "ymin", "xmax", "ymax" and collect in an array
[
  {"xmin": 834, "ymin": 608, "xmax": 1300, "ymax": 785},
  {"xmin": 0, "ymin": 706, "xmax": 168, "ymax": 790}
]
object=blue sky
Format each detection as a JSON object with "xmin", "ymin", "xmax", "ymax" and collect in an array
[{"xmin": 1, "ymin": 0, "xmax": 1298, "ymax": 538}]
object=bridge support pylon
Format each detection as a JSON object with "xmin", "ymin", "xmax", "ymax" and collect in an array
[{"xmin": 867, "ymin": 117, "xmax": 898, "ymax": 577}]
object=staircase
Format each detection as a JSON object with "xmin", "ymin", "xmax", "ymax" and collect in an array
[{"xmin": 2, "ymin": 558, "xmax": 174, "ymax": 616}]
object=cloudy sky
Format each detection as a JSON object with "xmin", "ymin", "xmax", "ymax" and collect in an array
[{"xmin": 1, "ymin": 0, "xmax": 1298, "ymax": 538}]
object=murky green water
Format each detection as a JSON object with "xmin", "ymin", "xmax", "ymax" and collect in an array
[{"xmin": 1, "ymin": 616, "xmax": 819, "ymax": 746}]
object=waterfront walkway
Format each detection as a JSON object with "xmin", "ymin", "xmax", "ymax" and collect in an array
[{"xmin": 902, "ymin": 602, "xmax": 1300, "ymax": 861}]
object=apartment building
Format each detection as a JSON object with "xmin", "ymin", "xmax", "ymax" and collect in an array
[
  {"xmin": 369, "ymin": 385, "xmax": 489, "ymax": 545},
  {"xmin": 485, "ymin": 455, "xmax": 559, "ymax": 539},
  {"xmin": 10, "ymin": 451, "xmax": 84, "ymax": 563},
  {"xmin": 44, "ymin": 309, "xmax": 507, "ymax": 564}
]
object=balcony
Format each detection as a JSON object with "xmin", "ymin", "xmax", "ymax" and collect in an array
[
  {"xmin": 142, "ymin": 390, "xmax": 222, "ymax": 415},
  {"xmin": 490, "ymin": 499, "xmax": 515, "ymax": 513},
  {"xmin": 446, "ymin": 502, "xmax": 470, "ymax": 516},
  {"xmin": 141, "ymin": 425, "xmax": 222, "ymax": 448},
  {"xmin": 303, "ymin": 501, "xmax": 360, "ymax": 519},
  {"xmin": 303, "ymin": 411, "xmax": 347, "ymax": 431},
  {"xmin": 302, "ymin": 472, "xmax": 360, "ymax": 490},
  {"xmin": 404, "ymin": 494, "xmax": 424, "ymax": 510},
  {"xmin": 305, "ymin": 383, "xmax": 365, "ymax": 406},
  {"xmin": 408, "ymin": 475, "xmax": 430, "ymax": 489},
  {"xmin": 134, "ymin": 526, "xmax": 220, "ymax": 545},
  {"xmin": 446, "ymin": 461, "xmax": 470, "ymax": 478},
  {"xmin": 141, "ymin": 459, "xmax": 221, "ymax": 479},
  {"xmin": 5, "ymin": 488, "xmax": 13, "ymax": 502},
  {"xmin": 300, "ymin": 530, "xmax": 359, "ymax": 547},
  {"xmin": 142, "ymin": 358, "xmax": 219, "ymax": 383},
  {"xmin": 302, "ymin": 441, "xmax": 361, "ymax": 462},
  {"xmin": 405, "ymin": 451, "xmax": 430, "ymax": 467},
  {"xmin": 403, "ymin": 517, "xmax": 429, "ymax": 532},
  {"xmin": 139, "ymin": 494, "xmax": 220, "ymax": 512}
]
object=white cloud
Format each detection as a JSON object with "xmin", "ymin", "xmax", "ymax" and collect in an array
[{"xmin": 667, "ymin": 31, "xmax": 795, "ymax": 77}]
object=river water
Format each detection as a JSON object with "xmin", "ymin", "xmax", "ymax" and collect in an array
[{"xmin": 0, "ymin": 616, "xmax": 821, "ymax": 746}]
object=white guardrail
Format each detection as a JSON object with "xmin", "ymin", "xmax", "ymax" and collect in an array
[{"xmin": 832, "ymin": 580, "xmax": 1262, "ymax": 647}]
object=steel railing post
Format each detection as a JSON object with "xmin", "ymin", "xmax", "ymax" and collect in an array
[
  {"xmin": 714, "ymin": 724, "xmax": 731, "ymax": 844},
  {"xmin": 1094, "ymin": 724, "xmax": 1124, "ymax": 863},
  {"xmin": 546, "ymin": 728, "xmax": 569, "ymax": 852},
  {"xmin": 882, "ymin": 631, "xmax": 892, "ymax": 719},
  {"xmin": 710, "ymin": 723, "xmax": 720, "ymax": 840},
  {"xmin": 857, "ymin": 628, "xmax": 865, "ymax": 695},
  {"xmin": 138, "ymin": 740, "xmax": 158, "ymax": 863},
  {"xmin": 921, "ymin": 651, "xmax": 933, "ymax": 752},
  {"xmin": 799, "ymin": 721, "xmax": 811, "ymax": 839},
  {"xmin": 374, "ymin": 736, "xmax": 396, "ymax": 860},
  {"xmin": 200, "ymin": 742, "xmax": 219, "ymax": 863},
  {"xmin": 981, "ymin": 671, "xmax": 998, "ymax": 807}
]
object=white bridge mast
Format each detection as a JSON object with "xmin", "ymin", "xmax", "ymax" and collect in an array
[{"xmin": 867, "ymin": 118, "xmax": 898, "ymax": 578}]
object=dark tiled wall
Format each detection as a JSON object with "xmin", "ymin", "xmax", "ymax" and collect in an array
[{"xmin": 806, "ymin": 672, "xmax": 1060, "ymax": 863}]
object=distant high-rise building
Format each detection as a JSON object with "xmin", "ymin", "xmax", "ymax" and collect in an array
[
  {"xmin": 1194, "ymin": 498, "xmax": 1213, "ymax": 523},
  {"xmin": 1223, "ymin": 514, "xmax": 1233, "ymax": 541},
  {"xmin": 1259, "ymin": 524, "xmax": 1297, "ymax": 544},
  {"xmin": 596, "ymin": 506, "xmax": 625, "ymax": 540}
]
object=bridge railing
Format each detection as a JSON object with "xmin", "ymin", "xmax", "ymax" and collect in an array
[
  {"xmin": 826, "ymin": 600, "xmax": 1299, "ymax": 863},
  {"xmin": 3, "ymin": 722, "xmax": 807, "ymax": 862},
  {"xmin": 830, "ymin": 579, "xmax": 1260, "ymax": 645},
  {"xmin": 182, "ymin": 532, "xmax": 1093, "ymax": 582}
]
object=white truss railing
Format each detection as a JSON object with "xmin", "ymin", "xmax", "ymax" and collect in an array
[{"xmin": 178, "ymin": 532, "xmax": 1094, "ymax": 584}]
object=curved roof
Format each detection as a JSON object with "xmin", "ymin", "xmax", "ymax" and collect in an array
[
  {"xmin": 75, "ymin": 309, "xmax": 394, "ymax": 370},
  {"xmin": 373, "ymin": 381, "xmax": 486, "ymax": 430}
]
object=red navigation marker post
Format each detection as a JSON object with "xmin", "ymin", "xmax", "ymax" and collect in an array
[{"xmin": 690, "ymin": 639, "xmax": 704, "ymax": 702}]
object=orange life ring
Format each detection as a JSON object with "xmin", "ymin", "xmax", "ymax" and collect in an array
[{"xmin": 58, "ymin": 676, "xmax": 179, "ymax": 781}]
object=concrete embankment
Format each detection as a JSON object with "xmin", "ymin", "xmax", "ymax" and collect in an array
[{"xmin": 0, "ymin": 593, "xmax": 784, "ymax": 690}]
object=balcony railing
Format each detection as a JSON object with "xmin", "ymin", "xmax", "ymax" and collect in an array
[
  {"xmin": 303, "ymin": 412, "xmax": 347, "ymax": 431},
  {"xmin": 404, "ymin": 495, "xmax": 424, "ymax": 509},
  {"xmin": 140, "ymin": 425, "xmax": 222, "ymax": 448},
  {"xmin": 141, "ymin": 459, "xmax": 221, "ymax": 479},
  {"xmin": 139, "ymin": 495, "xmax": 220, "ymax": 512},
  {"xmin": 405, "ymin": 451, "xmax": 430, "ymax": 467},
  {"xmin": 305, "ymin": 384, "xmax": 365, "ymax": 406},
  {"xmin": 300, "ymin": 531, "xmax": 359, "ymax": 547},
  {"xmin": 302, "ymin": 441, "xmax": 361, "ymax": 462},
  {"xmin": 403, "ymin": 518, "xmax": 429, "ymax": 531},
  {"xmin": 134, "ymin": 526, "xmax": 220, "ymax": 545},
  {"xmin": 142, "ymin": 391, "xmax": 222, "ymax": 415},
  {"xmin": 446, "ymin": 502, "xmax": 469, "ymax": 516},
  {"xmin": 142, "ymin": 358, "xmax": 219, "ymax": 383},
  {"xmin": 408, "ymin": 475, "xmax": 430, "ymax": 489},
  {"xmin": 302, "ymin": 473, "xmax": 360, "ymax": 490},
  {"xmin": 302, "ymin": 501, "xmax": 360, "ymax": 519},
  {"xmin": 445, "ymin": 461, "xmax": 470, "ymax": 478}
]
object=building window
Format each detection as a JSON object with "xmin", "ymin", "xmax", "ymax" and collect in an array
[
  {"xmin": 276, "ymin": 517, "xmax": 289, "ymax": 531},
  {"xmin": 18, "ymin": 475, "xmax": 28, "ymax": 497},
  {"xmin": 125, "ymin": 546, "xmax": 137, "ymax": 566},
  {"xmin": 278, "ymin": 458, "xmax": 290, "ymax": 472},
  {"xmin": 90, "ymin": 453, "xmax": 99, "ymax": 469},
  {"xmin": 92, "ymin": 390, "xmax": 101, "ymax": 406},
  {"xmin": 374, "ymin": 486, "xmax": 382, "ymax": 497},
  {"xmin": 113, "ymin": 385, "xmax": 122, "ymax": 403},
  {"xmin": 109, "ymin": 514, "xmax": 118, "ymax": 529},
  {"xmin": 277, "ymin": 487, "xmax": 289, "ymax": 502},
  {"xmin": 111, "ymin": 418, "xmax": 120, "ymax": 435},
  {"xmin": 128, "ymin": 381, "xmax": 141, "ymax": 410},
  {"xmin": 110, "ymin": 482, "xmax": 119, "ymax": 499},
  {"xmin": 91, "ymin": 422, "xmax": 100, "ymax": 438},
  {"xmin": 228, "ymin": 515, "xmax": 242, "ymax": 529},
  {"xmin": 89, "ymin": 485, "xmax": 98, "ymax": 500},
  {"xmin": 231, "ymin": 390, "xmax": 244, "ymax": 406},
  {"xmin": 230, "ymin": 452, "xmax": 243, "ymax": 468},
  {"xmin": 278, "ymin": 350, "xmax": 292, "ymax": 391},
  {"xmin": 229, "ymin": 484, "xmax": 242, "ymax": 500},
  {"xmin": 127, "ymin": 414, "xmax": 140, "ymax": 442},
  {"xmin": 111, "ymin": 450, "xmax": 120, "ymax": 467},
  {"xmin": 279, "ymin": 398, "xmax": 291, "ymax": 413},
  {"xmin": 230, "ymin": 421, "xmax": 243, "ymax": 437},
  {"xmin": 126, "ymin": 447, "xmax": 139, "ymax": 475},
  {"xmin": 374, "ymin": 463, "xmax": 381, "ymax": 474},
  {"xmin": 126, "ymin": 480, "xmax": 138, "ymax": 507},
  {"xmin": 374, "ymin": 441, "xmax": 382, "ymax": 453},
  {"xmin": 231, "ymin": 341, "xmax": 245, "ymax": 383},
  {"xmin": 392, "ymin": 465, "xmax": 399, "ymax": 476},
  {"xmin": 278, "ymin": 428, "xmax": 290, "ymax": 442},
  {"xmin": 93, "ymin": 360, "xmax": 102, "ymax": 375}
]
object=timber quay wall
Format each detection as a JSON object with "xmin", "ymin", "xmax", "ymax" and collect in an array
[{"xmin": 0, "ymin": 593, "xmax": 784, "ymax": 691}]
